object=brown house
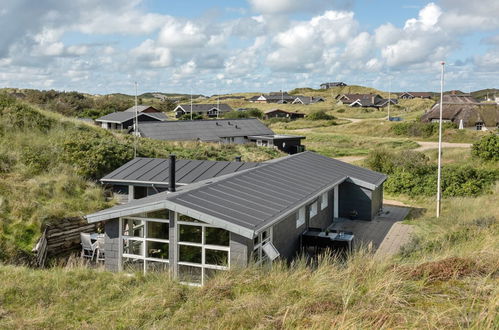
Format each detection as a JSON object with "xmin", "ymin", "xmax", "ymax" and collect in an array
[
  {"xmin": 421, "ymin": 95, "xmax": 499, "ymax": 130},
  {"xmin": 264, "ymin": 109, "xmax": 306, "ymax": 120}
]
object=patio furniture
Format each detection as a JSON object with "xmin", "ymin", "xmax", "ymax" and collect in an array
[
  {"xmin": 80, "ymin": 233, "xmax": 97, "ymax": 260},
  {"xmin": 302, "ymin": 230, "xmax": 354, "ymax": 254},
  {"xmin": 95, "ymin": 237, "xmax": 105, "ymax": 262}
]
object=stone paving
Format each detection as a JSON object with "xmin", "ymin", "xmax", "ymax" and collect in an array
[{"xmin": 328, "ymin": 205, "xmax": 413, "ymax": 256}]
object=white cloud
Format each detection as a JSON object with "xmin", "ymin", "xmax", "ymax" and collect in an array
[
  {"xmin": 130, "ymin": 39, "xmax": 172, "ymax": 68},
  {"xmin": 157, "ymin": 19, "xmax": 207, "ymax": 48}
]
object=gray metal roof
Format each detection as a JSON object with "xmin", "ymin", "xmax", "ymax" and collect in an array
[
  {"xmin": 124, "ymin": 105, "xmax": 159, "ymax": 113},
  {"xmin": 96, "ymin": 111, "xmax": 168, "ymax": 123},
  {"xmin": 101, "ymin": 157, "xmax": 260, "ymax": 186},
  {"xmin": 86, "ymin": 152, "xmax": 387, "ymax": 238},
  {"xmin": 138, "ymin": 119, "xmax": 275, "ymax": 142},
  {"xmin": 175, "ymin": 104, "xmax": 233, "ymax": 113}
]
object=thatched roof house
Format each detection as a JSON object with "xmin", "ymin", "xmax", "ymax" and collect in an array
[{"xmin": 421, "ymin": 95, "xmax": 499, "ymax": 130}]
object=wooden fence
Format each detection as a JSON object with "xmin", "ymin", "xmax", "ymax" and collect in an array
[{"xmin": 32, "ymin": 216, "xmax": 102, "ymax": 267}]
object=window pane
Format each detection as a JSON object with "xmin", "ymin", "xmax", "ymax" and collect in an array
[
  {"xmin": 147, "ymin": 241, "xmax": 169, "ymax": 259},
  {"xmin": 179, "ymin": 225, "xmax": 202, "ymax": 243},
  {"xmin": 147, "ymin": 221, "xmax": 169, "ymax": 239},
  {"xmin": 204, "ymin": 268, "xmax": 224, "ymax": 281},
  {"xmin": 205, "ymin": 249, "xmax": 228, "ymax": 266},
  {"xmin": 122, "ymin": 257, "xmax": 144, "ymax": 272},
  {"xmin": 178, "ymin": 265, "xmax": 202, "ymax": 284},
  {"xmin": 122, "ymin": 219, "xmax": 144, "ymax": 237},
  {"xmin": 146, "ymin": 210, "xmax": 169, "ymax": 219},
  {"xmin": 205, "ymin": 227, "xmax": 229, "ymax": 246},
  {"xmin": 179, "ymin": 245, "xmax": 202, "ymax": 264},
  {"xmin": 123, "ymin": 239, "xmax": 143, "ymax": 256},
  {"xmin": 146, "ymin": 261, "xmax": 169, "ymax": 273}
]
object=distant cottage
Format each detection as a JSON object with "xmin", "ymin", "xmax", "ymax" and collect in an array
[
  {"xmin": 96, "ymin": 105, "xmax": 167, "ymax": 130},
  {"xmin": 263, "ymin": 109, "xmax": 306, "ymax": 120},
  {"xmin": 398, "ymin": 92, "xmax": 432, "ymax": 99},
  {"xmin": 336, "ymin": 94, "xmax": 397, "ymax": 108},
  {"xmin": 135, "ymin": 119, "xmax": 306, "ymax": 154},
  {"xmin": 85, "ymin": 151, "xmax": 387, "ymax": 285},
  {"xmin": 174, "ymin": 103, "xmax": 233, "ymax": 118},
  {"xmin": 421, "ymin": 94, "xmax": 499, "ymax": 130},
  {"xmin": 320, "ymin": 82, "xmax": 347, "ymax": 89}
]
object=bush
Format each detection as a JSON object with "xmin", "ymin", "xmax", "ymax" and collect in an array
[
  {"xmin": 246, "ymin": 108, "xmax": 263, "ymax": 119},
  {"xmin": 223, "ymin": 111, "xmax": 249, "ymax": 119},
  {"xmin": 366, "ymin": 149, "xmax": 498, "ymax": 197},
  {"xmin": 307, "ymin": 110, "xmax": 335, "ymax": 121},
  {"xmin": 179, "ymin": 113, "xmax": 203, "ymax": 120},
  {"xmin": 392, "ymin": 121, "xmax": 456, "ymax": 138},
  {"xmin": 472, "ymin": 134, "xmax": 499, "ymax": 161}
]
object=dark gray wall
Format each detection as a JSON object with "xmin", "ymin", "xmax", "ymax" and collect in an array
[
  {"xmin": 104, "ymin": 219, "xmax": 120, "ymax": 271},
  {"xmin": 338, "ymin": 181, "xmax": 374, "ymax": 220},
  {"xmin": 273, "ymin": 190, "xmax": 334, "ymax": 261},
  {"xmin": 229, "ymin": 233, "xmax": 252, "ymax": 268}
]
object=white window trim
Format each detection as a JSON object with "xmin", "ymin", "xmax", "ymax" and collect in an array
[
  {"xmin": 176, "ymin": 215, "xmax": 230, "ymax": 286},
  {"xmin": 253, "ymin": 227, "xmax": 273, "ymax": 265},
  {"xmin": 119, "ymin": 216, "xmax": 171, "ymax": 273}
]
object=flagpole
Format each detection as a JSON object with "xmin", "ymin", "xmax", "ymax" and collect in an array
[
  {"xmin": 134, "ymin": 81, "xmax": 138, "ymax": 158},
  {"xmin": 436, "ymin": 62, "xmax": 445, "ymax": 218}
]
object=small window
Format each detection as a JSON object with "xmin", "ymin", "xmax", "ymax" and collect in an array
[
  {"xmin": 296, "ymin": 206, "xmax": 305, "ymax": 228},
  {"xmin": 476, "ymin": 122, "xmax": 483, "ymax": 131},
  {"xmin": 262, "ymin": 242, "xmax": 280, "ymax": 261},
  {"xmin": 309, "ymin": 202, "xmax": 318, "ymax": 218},
  {"xmin": 321, "ymin": 192, "xmax": 328, "ymax": 210}
]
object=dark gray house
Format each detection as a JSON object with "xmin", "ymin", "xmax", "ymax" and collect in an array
[
  {"xmin": 174, "ymin": 104, "xmax": 233, "ymax": 118},
  {"xmin": 100, "ymin": 157, "xmax": 261, "ymax": 201},
  {"xmin": 292, "ymin": 96, "xmax": 325, "ymax": 105},
  {"xmin": 135, "ymin": 119, "xmax": 305, "ymax": 154},
  {"xmin": 86, "ymin": 151, "xmax": 386, "ymax": 285},
  {"xmin": 95, "ymin": 112, "xmax": 168, "ymax": 130},
  {"xmin": 320, "ymin": 82, "xmax": 347, "ymax": 89}
]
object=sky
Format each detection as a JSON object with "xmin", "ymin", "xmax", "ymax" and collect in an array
[{"xmin": 0, "ymin": 0, "xmax": 498, "ymax": 95}]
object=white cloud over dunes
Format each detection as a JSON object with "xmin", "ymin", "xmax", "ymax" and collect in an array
[{"xmin": 0, "ymin": 0, "xmax": 497, "ymax": 94}]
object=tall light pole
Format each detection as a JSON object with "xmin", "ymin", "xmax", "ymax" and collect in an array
[
  {"xmin": 387, "ymin": 76, "xmax": 392, "ymax": 121},
  {"xmin": 134, "ymin": 81, "xmax": 138, "ymax": 158},
  {"xmin": 190, "ymin": 86, "xmax": 193, "ymax": 120},
  {"xmin": 436, "ymin": 62, "xmax": 445, "ymax": 218}
]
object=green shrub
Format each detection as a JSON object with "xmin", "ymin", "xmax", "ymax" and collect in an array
[
  {"xmin": 246, "ymin": 108, "xmax": 263, "ymax": 119},
  {"xmin": 179, "ymin": 113, "xmax": 203, "ymax": 120},
  {"xmin": 336, "ymin": 109, "xmax": 345, "ymax": 113},
  {"xmin": 223, "ymin": 111, "xmax": 249, "ymax": 119},
  {"xmin": 392, "ymin": 121, "xmax": 456, "ymax": 138},
  {"xmin": 307, "ymin": 110, "xmax": 335, "ymax": 121},
  {"xmin": 472, "ymin": 134, "xmax": 499, "ymax": 161}
]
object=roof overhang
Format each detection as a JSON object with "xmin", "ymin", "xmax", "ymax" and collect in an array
[{"xmin": 85, "ymin": 198, "xmax": 255, "ymax": 238}]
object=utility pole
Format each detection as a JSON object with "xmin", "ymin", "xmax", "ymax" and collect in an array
[
  {"xmin": 387, "ymin": 76, "xmax": 391, "ymax": 121},
  {"xmin": 436, "ymin": 62, "xmax": 445, "ymax": 218},
  {"xmin": 190, "ymin": 86, "xmax": 193, "ymax": 120},
  {"xmin": 134, "ymin": 81, "xmax": 138, "ymax": 158}
]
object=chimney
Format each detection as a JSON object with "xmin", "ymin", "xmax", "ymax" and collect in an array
[
  {"xmin": 169, "ymin": 154, "xmax": 176, "ymax": 192},
  {"xmin": 235, "ymin": 156, "xmax": 241, "ymax": 162}
]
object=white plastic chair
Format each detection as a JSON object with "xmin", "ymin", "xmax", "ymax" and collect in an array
[
  {"xmin": 80, "ymin": 233, "xmax": 97, "ymax": 260},
  {"xmin": 95, "ymin": 237, "xmax": 105, "ymax": 262}
]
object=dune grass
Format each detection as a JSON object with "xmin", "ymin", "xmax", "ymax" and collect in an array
[{"xmin": 0, "ymin": 184, "xmax": 497, "ymax": 329}]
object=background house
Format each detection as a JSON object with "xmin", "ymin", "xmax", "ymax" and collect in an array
[
  {"xmin": 263, "ymin": 109, "xmax": 305, "ymax": 120},
  {"xmin": 421, "ymin": 94, "xmax": 499, "ymax": 130},
  {"xmin": 85, "ymin": 151, "xmax": 386, "ymax": 285},
  {"xmin": 337, "ymin": 94, "xmax": 396, "ymax": 108},
  {"xmin": 124, "ymin": 105, "xmax": 161, "ymax": 113},
  {"xmin": 136, "ymin": 119, "xmax": 306, "ymax": 154},
  {"xmin": 292, "ymin": 96, "xmax": 325, "ymax": 105},
  {"xmin": 174, "ymin": 103, "xmax": 233, "ymax": 118},
  {"xmin": 398, "ymin": 92, "xmax": 432, "ymax": 99},
  {"xmin": 96, "ymin": 111, "xmax": 167, "ymax": 130},
  {"xmin": 320, "ymin": 82, "xmax": 347, "ymax": 89}
]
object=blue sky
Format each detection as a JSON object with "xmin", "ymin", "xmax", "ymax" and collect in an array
[{"xmin": 0, "ymin": 0, "xmax": 498, "ymax": 95}]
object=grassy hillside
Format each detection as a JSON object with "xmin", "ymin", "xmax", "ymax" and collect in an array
[
  {"xmin": 0, "ymin": 94, "xmax": 282, "ymax": 262},
  {"xmin": 0, "ymin": 184, "xmax": 497, "ymax": 329}
]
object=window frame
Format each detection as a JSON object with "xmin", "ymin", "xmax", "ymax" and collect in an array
[
  {"xmin": 296, "ymin": 206, "xmax": 305, "ymax": 228},
  {"xmin": 176, "ymin": 214, "xmax": 230, "ymax": 286},
  {"xmin": 120, "ymin": 215, "xmax": 170, "ymax": 273},
  {"xmin": 321, "ymin": 192, "xmax": 328, "ymax": 210},
  {"xmin": 309, "ymin": 201, "xmax": 318, "ymax": 218}
]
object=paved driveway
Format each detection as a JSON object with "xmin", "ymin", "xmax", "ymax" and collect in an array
[{"xmin": 328, "ymin": 204, "xmax": 413, "ymax": 257}]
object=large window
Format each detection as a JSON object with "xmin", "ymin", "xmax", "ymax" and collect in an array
[
  {"xmin": 120, "ymin": 211, "xmax": 170, "ymax": 273},
  {"xmin": 177, "ymin": 214, "xmax": 230, "ymax": 286},
  {"xmin": 296, "ymin": 207, "xmax": 305, "ymax": 228},
  {"xmin": 321, "ymin": 192, "xmax": 328, "ymax": 210},
  {"xmin": 309, "ymin": 201, "xmax": 318, "ymax": 218}
]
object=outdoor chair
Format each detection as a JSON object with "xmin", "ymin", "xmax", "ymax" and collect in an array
[
  {"xmin": 80, "ymin": 233, "xmax": 97, "ymax": 260},
  {"xmin": 95, "ymin": 237, "xmax": 105, "ymax": 262}
]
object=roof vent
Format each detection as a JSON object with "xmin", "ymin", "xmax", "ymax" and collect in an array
[
  {"xmin": 228, "ymin": 121, "xmax": 232, "ymax": 125},
  {"xmin": 169, "ymin": 154, "xmax": 176, "ymax": 192},
  {"xmin": 216, "ymin": 122, "xmax": 220, "ymax": 126},
  {"xmin": 235, "ymin": 125, "xmax": 239, "ymax": 128}
]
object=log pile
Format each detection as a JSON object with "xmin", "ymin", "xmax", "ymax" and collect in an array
[{"xmin": 32, "ymin": 216, "xmax": 102, "ymax": 267}]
